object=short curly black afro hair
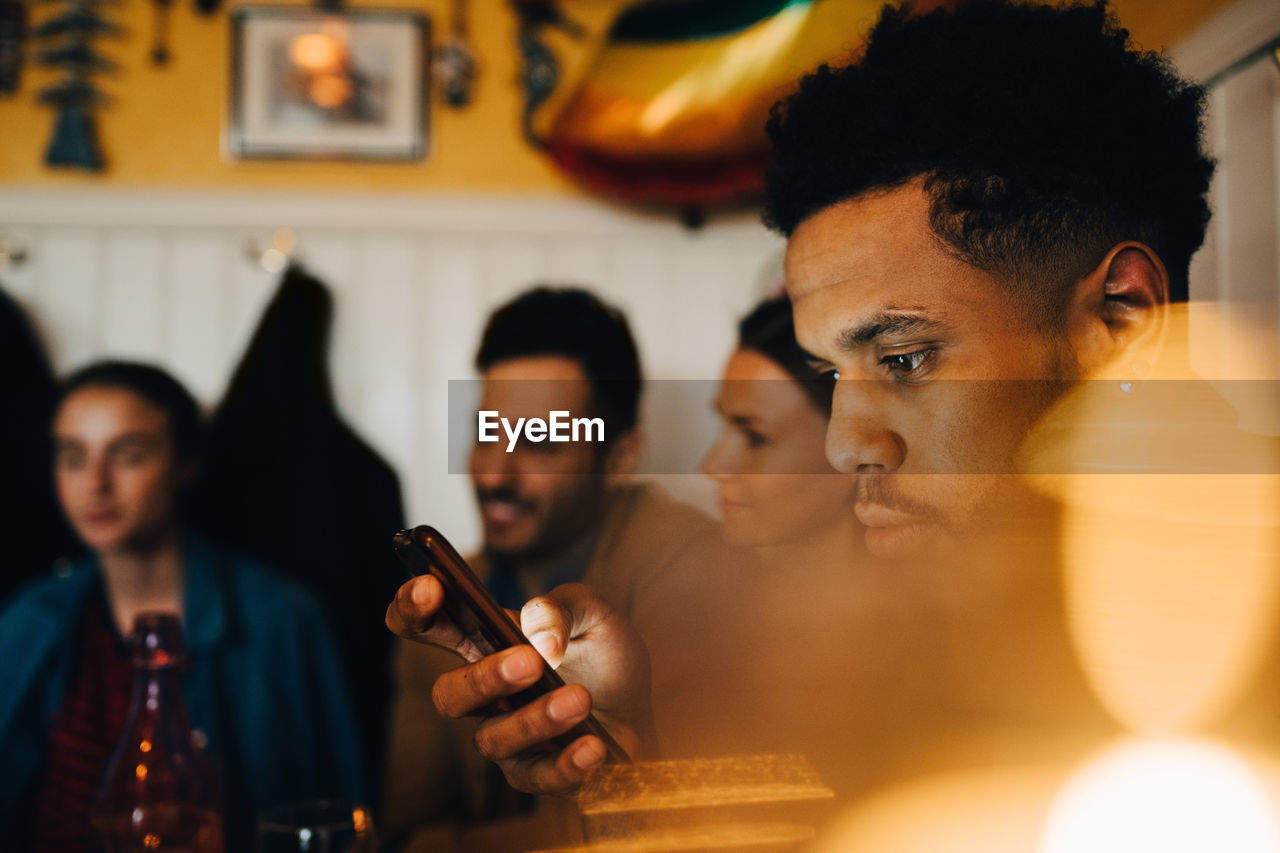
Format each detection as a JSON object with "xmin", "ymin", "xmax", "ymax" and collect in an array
[{"xmin": 764, "ymin": 0, "xmax": 1214, "ymax": 314}]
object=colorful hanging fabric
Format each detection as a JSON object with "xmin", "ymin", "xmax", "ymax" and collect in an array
[{"xmin": 518, "ymin": 0, "xmax": 958, "ymax": 208}]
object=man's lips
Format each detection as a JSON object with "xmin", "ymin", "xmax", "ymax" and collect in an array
[
  {"xmin": 854, "ymin": 501, "xmax": 926, "ymax": 529},
  {"xmin": 480, "ymin": 499, "xmax": 530, "ymax": 525}
]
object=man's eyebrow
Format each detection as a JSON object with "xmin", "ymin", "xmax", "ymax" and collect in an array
[
  {"xmin": 107, "ymin": 432, "xmax": 161, "ymax": 449},
  {"xmin": 835, "ymin": 312, "xmax": 942, "ymax": 350}
]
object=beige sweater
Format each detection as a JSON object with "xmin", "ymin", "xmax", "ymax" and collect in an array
[{"xmin": 380, "ymin": 482, "xmax": 731, "ymax": 853}]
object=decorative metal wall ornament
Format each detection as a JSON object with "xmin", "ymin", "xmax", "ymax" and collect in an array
[
  {"xmin": 0, "ymin": 0, "xmax": 25, "ymax": 94},
  {"xmin": 512, "ymin": 0, "xmax": 587, "ymax": 147},
  {"xmin": 150, "ymin": 0, "xmax": 172, "ymax": 64},
  {"xmin": 33, "ymin": 0, "xmax": 121, "ymax": 170},
  {"xmin": 435, "ymin": 0, "xmax": 477, "ymax": 108}
]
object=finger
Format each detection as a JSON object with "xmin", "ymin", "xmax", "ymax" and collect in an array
[
  {"xmin": 473, "ymin": 683, "xmax": 592, "ymax": 761},
  {"xmin": 432, "ymin": 645, "xmax": 544, "ymax": 718},
  {"xmin": 522, "ymin": 583, "xmax": 615, "ymax": 666},
  {"xmin": 521, "ymin": 596, "xmax": 572, "ymax": 668},
  {"xmin": 386, "ymin": 575, "xmax": 443, "ymax": 636},
  {"xmin": 504, "ymin": 734, "xmax": 608, "ymax": 795}
]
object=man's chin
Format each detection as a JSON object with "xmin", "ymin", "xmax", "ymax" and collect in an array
[{"xmin": 481, "ymin": 519, "xmax": 537, "ymax": 555}]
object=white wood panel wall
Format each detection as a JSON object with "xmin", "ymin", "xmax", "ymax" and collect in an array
[
  {"xmin": 0, "ymin": 190, "xmax": 783, "ymax": 553},
  {"xmin": 1175, "ymin": 0, "xmax": 1280, "ymax": 432}
]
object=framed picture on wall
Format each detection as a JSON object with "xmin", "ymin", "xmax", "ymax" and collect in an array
[{"xmin": 228, "ymin": 6, "xmax": 429, "ymax": 160}]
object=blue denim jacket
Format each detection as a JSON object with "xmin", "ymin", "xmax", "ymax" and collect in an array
[{"xmin": 0, "ymin": 538, "xmax": 366, "ymax": 849}]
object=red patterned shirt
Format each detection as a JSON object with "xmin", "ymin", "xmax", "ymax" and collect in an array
[{"xmin": 25, "ymin": 589, "xmax": 133, "ymax": 852}]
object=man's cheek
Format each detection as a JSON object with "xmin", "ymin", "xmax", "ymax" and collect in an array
[{"xmin": 915, "ymin": 389, "xmax": 1010, "ymax": 475}]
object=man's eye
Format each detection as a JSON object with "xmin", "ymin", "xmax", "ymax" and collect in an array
[
  {"xmin": 113, "ymin": 446, "xmax": 153, "ymax": 466},
  {"xmin": 879, "ymin": 349, "xmax": 935, "ymax": 378},
  {"xmin": 55, "ymin": 449, "xmax": 84, "ymax": 469}
]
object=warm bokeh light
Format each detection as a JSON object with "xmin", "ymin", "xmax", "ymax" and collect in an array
[
  {"xmin": 288, "ymin": 32, "xmax": 344, "ymax": 73},
  {"xmin": 812, "ymin": 764, "xmax": 1064, "ymax": 853},
  {"xmin": 271, "ymin": 227, "xmax": 297, "ymax": 254},
  {"xmin": 1052, "ymin": 474, "xmax": 1280, "ymax": 733},
  {"xmin": 1041, "ymin": 739, "xmax": 1280, "ymax": 853},
  {"xmin": 308, "ymin": 74, "xmax": 353, "ymax": 109},
  {"xmin": 812, "ymin": 740, "xmax": 1280, "ymax": 853},
  {"xmin": 1022, "ymin": 303, "xmax": 1280, "ymax": 734}
]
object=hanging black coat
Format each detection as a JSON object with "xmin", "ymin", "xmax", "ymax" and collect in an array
[
  {"xmin": 0, "ymin": 284, "xmax": 75, "ymax": 605},
  {"xmin": 195, "ymin": 265, "xmax": 405, "ymax": 805}
]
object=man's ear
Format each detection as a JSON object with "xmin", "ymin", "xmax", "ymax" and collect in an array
[
  {"xmin": 604, "ymin": 428, "xmax": 643, "ymax": 485},
  {"xmin": 1067, "ymin": 242, "xmax": 1169, "ymax": 375}
]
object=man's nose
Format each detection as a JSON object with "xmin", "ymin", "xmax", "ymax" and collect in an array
[
  {"xmin": 89, "ymin": 456, "xmax": 112, "ymax": 495},
  {"xmin": 825, "ymin": 380, "xmax": 905, "ymax": 474},
  {"xmin": 471, "ymin": 443, "xmax": 516, "ymax": 488}
]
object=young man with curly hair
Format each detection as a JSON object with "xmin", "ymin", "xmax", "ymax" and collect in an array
[
  {"xmin": 767, "ymin": 0, "xmax": 1212, "ymax": 559},
  {"xmin": 386, "ymin": 0, "xmax": 1215, "ymax": 799}
]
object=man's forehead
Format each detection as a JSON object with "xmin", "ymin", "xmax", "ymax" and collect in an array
[
  {"xmin": 480, "ymin": 356, "xmax": 592, "ymax": 412},
  {"xmin": 783, "ymin": 184, "xmax": 933, "ymax": 299},
  {"xmin": 783, "ymin": 183, "xmax": 1009, "ymax": 352}
]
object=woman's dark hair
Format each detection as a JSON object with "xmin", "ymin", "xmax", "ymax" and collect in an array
[
  {"xmin": 738, "ymin": 296, "xmax": 833, "ymax": 416},
  {"xmin": 476, "ymin": 286, "xmax": 643, "ymax": 437},
  {"xmin": 57, "ymin": 360, "xmax": 205, "ymax": 464},
  {"xmin": 764, "ymin": 0, "xmax": 1213, "ymax": 319}
]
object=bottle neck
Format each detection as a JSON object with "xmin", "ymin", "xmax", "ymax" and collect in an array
[
  {"xmin": 94, "ymin": 612, "xmax": 217, "ymax": 826},
  {"xmin": 125, "ymin": 613, "xmax": 193, "ymax": 735},
  {"xmin": 128, "ymin": 662, "xmax": 192, "ymax": 728}
]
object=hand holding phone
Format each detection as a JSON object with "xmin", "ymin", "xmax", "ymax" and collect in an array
[{"xmin": 392, "ymin": 525, "xmax": 632, "ymax": 764}]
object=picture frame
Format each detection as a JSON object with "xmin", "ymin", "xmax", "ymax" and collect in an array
[{"xmin": 228, "ymin": 6, "xmax": 429, "ymax": 161}]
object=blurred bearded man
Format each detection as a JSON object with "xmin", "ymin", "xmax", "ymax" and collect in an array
[{"xmin": 381, "ymin": 286, "xmax": 720, "ymax": 852}]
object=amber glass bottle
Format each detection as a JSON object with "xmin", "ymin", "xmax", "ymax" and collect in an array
[{"xmin": 91, "ymin": 613, "xmax": 224, "ymax": 853}]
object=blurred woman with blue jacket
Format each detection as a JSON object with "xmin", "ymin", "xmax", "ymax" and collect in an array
[{"xmin": 0, "ymin": 360, "xmax": 364, "ymax": 852}]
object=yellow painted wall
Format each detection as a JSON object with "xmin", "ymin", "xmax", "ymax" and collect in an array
[
  {"xmin": 1110, "ymin": 0, "xmax": 1239, "ymax": 52},
  {"xmin": 0, "ymin": 0, "xmax": 579, "ymax": 192},
  {"xmin": 0, "ymin": 0, "xmax": 1242, "ymax": 192}
]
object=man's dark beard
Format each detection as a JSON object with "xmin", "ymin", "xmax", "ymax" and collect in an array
[
  {"xmin": 478, "ymin": 478, "xmax": 610, "ymax": 566},
  {"xmin": 474, "ymin": 485, "xmax": 536, "ymax": 515},
  {"xmin": 855, "ymin": 475, "xmax": 941, "ymax": 520}
]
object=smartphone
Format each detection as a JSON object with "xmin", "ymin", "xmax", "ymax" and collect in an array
[{"xmin": 392, "ymin": 525, "xmax": 632, "ymax": 764}]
